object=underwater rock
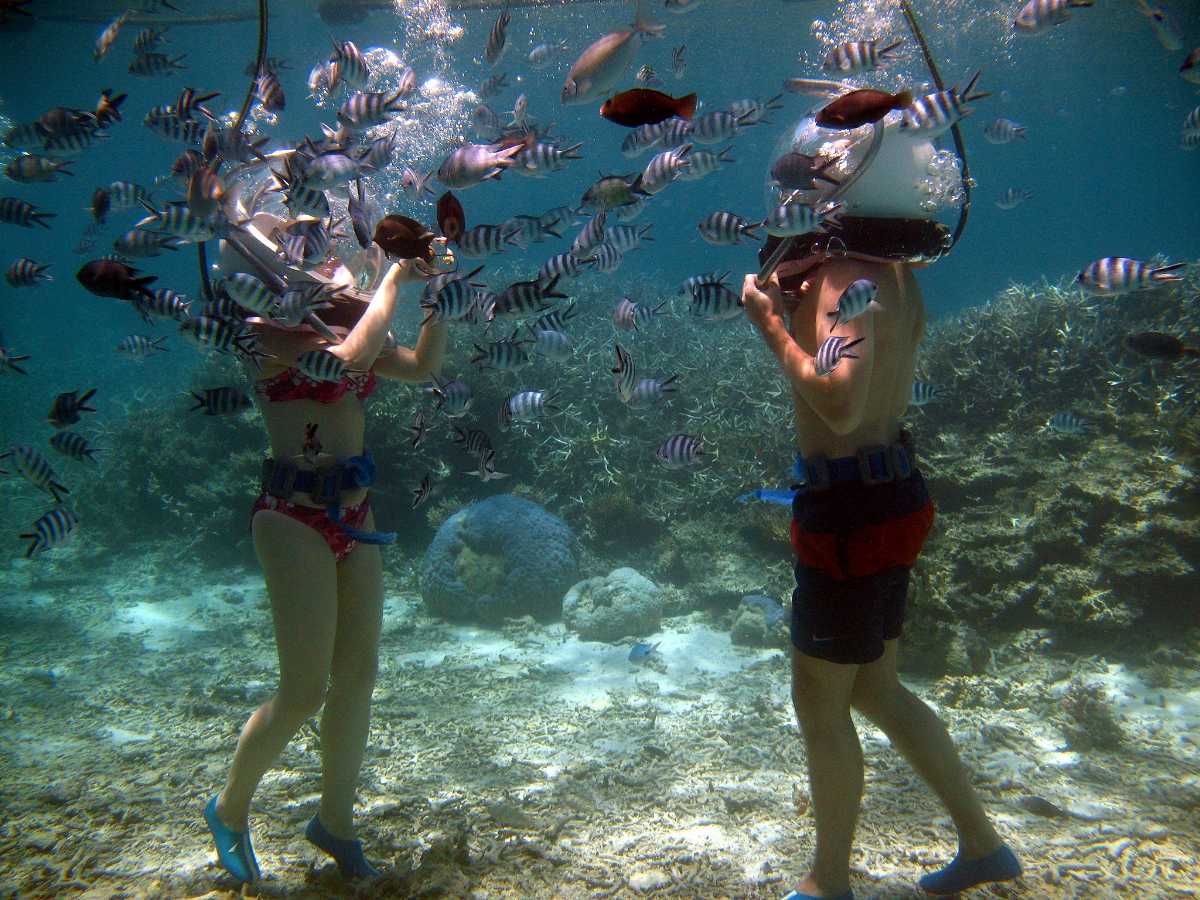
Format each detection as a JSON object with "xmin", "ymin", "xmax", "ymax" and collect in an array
[
  {"xmin": 420, "ymin": 495, "xmax": 578, "ymax": 625},
  {"xmin": 562, "ymin": 567, "xmax": 663, "ymax": 642},
  {"xmin": 730, "ymin": 605, "xmax": 789, "ymax": 649}
]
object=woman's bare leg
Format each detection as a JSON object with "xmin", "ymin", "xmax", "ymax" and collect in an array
[
  {"xmin": 317, "ymin": 517, "xmax": 384, "ymax": 838},
  {"xmin": 215, "ymin": 510, "xmax": 338, "ymax": 830}
]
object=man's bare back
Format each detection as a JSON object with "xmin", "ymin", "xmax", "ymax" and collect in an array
[{"xmin": 744, "ymin": 258, "xmax": 925, "ymax": 459}]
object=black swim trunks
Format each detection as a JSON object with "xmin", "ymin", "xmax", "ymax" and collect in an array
[{"xmin": 790, "ymin": 470, "xmax": 935, "ymax": 665}]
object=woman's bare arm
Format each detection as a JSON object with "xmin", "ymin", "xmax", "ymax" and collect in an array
[
  {"xmin": 327, "ymin": 263, "xmax": 404, "ymax": 371},
  {"xmin": 373, "ymin": 319, "xmax": 448, "ymax": 382}
]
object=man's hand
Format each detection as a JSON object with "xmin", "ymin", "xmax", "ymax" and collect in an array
[{"xmin": 742, "ymin": 272, "xmax": 786, "ymax": 331}]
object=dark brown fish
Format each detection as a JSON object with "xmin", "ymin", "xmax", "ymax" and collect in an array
[
  {"xmin": 48, "ymin": 389, "xmax": 97, "ymax": 429},
  {"xmin": 373, "ymin": 214, "xmax": 436, "ymax": 262},
  {"xmin": 815, "ymin": 88, "xmax": 912, "ymax": 130},
  {"xmin": 436, "ymin": 191, "xmax": 466, "ymax": 243},
  {"xmin": 771, "ymin": 151, "xmax": 841, "ymax": 191},
  {"xmin": 90, "ymin": 187, "xmax": 111, "ymax": 225},
  {"xmin": 1124, "ymin": 331, "xmax": 1199, "ymax": 361},
  {"xmin": 76, "ymin": 259, "xmax": 157, "ymax": 301},
  {"xmin": 600, "ymin": 88, "xmax": 698, "ymax": 127}
]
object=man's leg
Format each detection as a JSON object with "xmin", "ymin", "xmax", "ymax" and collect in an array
[
  {"xmin": 850, "ymin": 639, "xmax": 1001, "ymax": 857},
  {"xmin": 790, "ymin": 647, "xmax": 861, "ymax": 898}
]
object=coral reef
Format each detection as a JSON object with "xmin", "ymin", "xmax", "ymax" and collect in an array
[
  {"xmin": 562, "ymin": 567, "xmax": 662, "ymax": 641},
  {"xmin": 1060, "ymin": 676, "xmax": 1126, "ymax": 751},
  {"xmin": 420, "ymin": 494, "xmax": 578, "ymax": 624}
]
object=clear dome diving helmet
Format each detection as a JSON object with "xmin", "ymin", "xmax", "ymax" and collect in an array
[{"xmin": 760, "ymin": 104, "xmax": 964, "ymax": 272}]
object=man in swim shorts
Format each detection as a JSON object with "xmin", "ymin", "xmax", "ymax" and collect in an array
[{"xmin": 741, "ymin": 107, "xmax": 1021, "ymax": 900}]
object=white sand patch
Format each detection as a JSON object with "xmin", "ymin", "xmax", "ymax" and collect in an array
[
  {"xmin": 101, "ymin": 578, "xmax": 263, "ymax": 651},
  {"xmin": 1050, "ymin": 662, "xmax": 1200, "ymax": 748}
]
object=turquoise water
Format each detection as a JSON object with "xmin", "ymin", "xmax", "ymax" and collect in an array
[{"xmin": 1, "ymin": 1, "xmax": 1199, "ymax": 896}]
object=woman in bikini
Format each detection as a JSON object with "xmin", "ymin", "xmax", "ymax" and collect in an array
[{"xmin": 202, "ymin": 214, "xmax": 449, "ymax": 883}]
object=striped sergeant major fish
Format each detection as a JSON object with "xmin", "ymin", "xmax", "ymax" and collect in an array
[
  {"xmin": 499, "ymin": 389, "xmax": 559, "ymax": 431},
  {"xmin": 571, "ymin": 211, "xmax": 609, "ymax": 259},
  {"xmin": 822, "ymin": 39, "xmax": 903, "ymax": 75},
  {"xmin": 984, "ymin": 117, "xmax": 1027, "ymax": 144},
  {"xmin": 133, "ymin": 289, "xmax": 189, "ymax": 321},
  {"xmin": 1014, "ymin": 0, "xmax": 1093, "ymax": 33},
  {"xmin": 909, "ymin": 381, "xmax": 944, "ymax": 407},
  {"xmin": 49, "ymin": 431, "xmax": 99, "ymax": 463},
  {"xmin": 1, "ymin": 445, "xmax": 69, "ymax": 501},
  {"xmin": 728, "ymin": 94, "xmax": 785, "ymax": 126},
  {"xmin": 145, "ymin": 110, "xmax": 205, "ymax": 145},
  {"xmin": 255, "ymin": 70, "xmax": 286, "ymax": 113},
  {"xmin": 470, "ymin": 329, "xmax": 532, "ymax": 370},
  {"xmin": 512, "ymin": 141, "xmax": 584, "ymax": 177},
  {"xmin": 116, "ymin": 335, "xmax": 168, "ymax": 357},
  {"xmin": 20, "ymin": 507, "xmax": 78, "ymax": 558},
  {"xmin": 224, "ymin": 273, "xmax": 279, "ymax": 316},
  {"xmin": 672, "ymin": 44, "xmax": 686, "ymax": 78},
  {"xmin": 5, "ymin": 154, "xmax": 73, "ymax": 183},
  {"xmin": 626, "ymin": 375, "xmax": 678, "ymax": 408},
  {"xmin": 337, "ymin": 90, "xmax": 407, "ymax": 130},
  {"xmin": 995, "ymin": 188, "xmax": 1033, "ymax": 210},
  {"xmin": 427, "ymin": 374, "xmax": 473, "ymax": 418},
  {"xmin": 466, "ymin": 449, "xmax": 509, "ymax": 482},
  {"xmin": 411, "ymin": 474, "xmax": 433, "ymax": 510},
  {"xmin": 48, "ymin": 389, "xmax": 97, "ymax": 428},
  {"xmin": 493, "ymin": 275, "xmax": 568, "ymax": 318},
  {"xmin": 690, "ymin": 281, "xmax": 743, "ymax": 321},
  {"xmin": 637, "ymin": 144, "xmax": 691, "ymax": 194},
  {"xmin": 179, "ymin": 316, "xmax": 269, "ymax": 367},
  {"xmin": 679, "ymin": 270, "xmax": 730, "ymax": 295},
  {"xmin": 330, "ymin": 40, "xmax": 370, "ymax": 91},
  {"xmin": 1182, "ymin": 106, "xmax": 1200, "ymax": 135},
  {"xmin": 1075, "ymin": 257, "xmax": 1186, "ymax": 296},
  {"xmin": 690, "ymin": 110, "xmax": 755, "ymax": 145},
  {"xmin": 129, "ymin": 53, "xmax": 187, "ymax": 77},
  {"xmin": 5, "ymin": 258, "xmax": 51, "ymax": 287},
  {"xmin": 114, "ymin": 229, "xmax": 184, "ymax": 258},
  {"xmin": 622, "ymin": 121, "xmax": 666, "ymax": 157},
  {"xmin": 765, "ymin": 199, "xmax": 842, "ymax": 237},
  {"xmin": 602, "ymin": 225, "xmax": 653, "ymax": 252},
  {"xmin": 1045, "ymin": 412, "xmax": 1091, "ymax": 435},
  {"xmin": 590, "ymin": 242, "xmax": 624, "ymax": 274},
  {"xmin": 814, "ymin": 335, "xmax": 865, "ymax": 377},
  {"xmin": 134, "ymin": 201, "xmax": 215, "ymax": 242},
  {"xmin": 296, "ymin": 349, "xmax": 348, "ymax": 383},
  {"xmin": 612, "ymin": 343, "xmax": 638, "ymax": 401},
  {"xmin": 900, "ymin": 71, "xmax": 990, "ymax": 139},
  {"xmin": 408, "ymin": 411, "xmax": 427, "ymax": 448},
  {"xmin": 175, "ymin": 87, "xmax": 219, "ymax": 121},
  {"xmin": 828, "ymin": 278, "xmax": 881, "ymax": 330},
  {"xmin": 530, "ymin": 302, "xmax": 578, "ymax": 334},
  {"xmin": 0, "ymin": 197, "xmax": 53, "ymax": 229},
  {"xmin": 656, "ymin": 433, "xmax": 704, "ymax": 467},
  {"xmin": 676, "ymin": 146, "xmax": 734, "ymax": 181},
  {"xmin": 530, "ymin": 328, "xmax": 572, "ymax": 360},
  {"xmin": 613, "ymin": 296, "xmax": 666, "ymax": 331},
  {"xmin": 485, "ymin": 2, "xmax": 511, "ymax": 65},
  {"xmin": 452, "ymin": 424, "xmax": 494, "ymax": 458},
  {"xmin": 457, "ymin": 223, "xmax": 522, "ymax": 258},
  {"xmin": 132, "ymin": 26, "xmax": 168, "ymax": 54},
  {"xmin": 539, "ymin": 251, "xmax": 595, "ymax": 283},
  {"xmin": 698, "ymin": 211, "xmax": 761, "ymax": 245},
  {"xmin": 189, "ymin": 386, "xmax": 252, "ymax": 416}
]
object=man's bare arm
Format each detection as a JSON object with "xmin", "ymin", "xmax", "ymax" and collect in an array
[{"xmin": 743, "ymin": 273, "xmax": 875, "ymax": 436}]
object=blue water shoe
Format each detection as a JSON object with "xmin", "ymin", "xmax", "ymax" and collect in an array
[
  {"xmin": 306, "ymin": 813, "xmax": 381, "ymax": 879},
  {"xmin": 204, "ymin": 795, "xmax": 261, "ymax": 883},
  {"xmin": 918, "ymin": 844, "xmax": 1021, "ymax": 895}
]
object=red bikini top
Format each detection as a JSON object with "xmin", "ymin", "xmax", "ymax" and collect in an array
[{"xmin": 254, "ymin": 367, "xmax": 378, "ymax": 404}]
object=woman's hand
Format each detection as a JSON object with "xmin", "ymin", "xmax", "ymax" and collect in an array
[{"xmin": 742, "ymin": 272, "xmax": 786, "ymax": 331}]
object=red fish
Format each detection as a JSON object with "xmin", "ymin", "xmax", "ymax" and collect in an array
[
  {"xmin": 373, "ymin": 215, "xmax": 437, "ymax": 262},
  {"xmin": 436, "ymin": 191, "xmax": 466, "ymax": 243},
  {"xmin": 816, "ymin": 88, "xmax": 912, "ymax": 129},
  {"xmin": 600, "ymin": 88, "xmax": 698, "ymax": 127},
  {"xmin": 76, "ymin": 259, "xmax": 156, "ymax": 301}
]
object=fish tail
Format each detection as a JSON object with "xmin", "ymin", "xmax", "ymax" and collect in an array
[
  {"xmin": 716, "ymin": 145, "xmax": 735, "ymax": 163},
  {"xmin": 1151, "ymin": 262, "xmax": 1186, "ymax": 282},
  {"xmin": 676, "ymin": 93, "xmax": 698, "ymax": 119},
  {"xmin": 188, "ymin": 391, "xmax": 205, "ymax": 412},
  {"xmin": 962, "ymin": 69, "xmax": 990, "ymax": 103},
  {"xmin": 893, "ymin": 89, "xmax": 914, "ymax": 109},
  {"xmin": 560, "ymin": 141, "xmax": 584, "ymax": 159},
  {"xmin": 879, "ymin": 39, "xmax": 904, "ymax": 58},
  {"xmin": 22, "ymin": 536, "xmax": 39, "ymax": 558},
  {"xmin": 1184, "ymin": 347, "xmax": 1200, "ymax": 357}
]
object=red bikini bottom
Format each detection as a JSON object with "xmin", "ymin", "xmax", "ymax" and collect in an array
[{"xmin": 250, "ymin": 493, "xmax": 372, "ymax": 563}]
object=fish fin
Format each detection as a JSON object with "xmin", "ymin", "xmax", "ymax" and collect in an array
[
  {"xmin": 676, "ymin": 93, "xmax": 698, "ymax": 119},
  {"xmin": 188, "ymin": 391, "xmax": 205, "ymax": 412},
  {"xmin": 893, "ymin": 89, "xmax": 913, "ymax": 108},
  {"xmin": 961, "ymin": 69, "xmax": 989, "ymax": 103}
]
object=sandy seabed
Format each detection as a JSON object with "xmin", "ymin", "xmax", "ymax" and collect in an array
[{"xmin": 1, "ymin": 558, "xmax": 1198, "ymax": 900}]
